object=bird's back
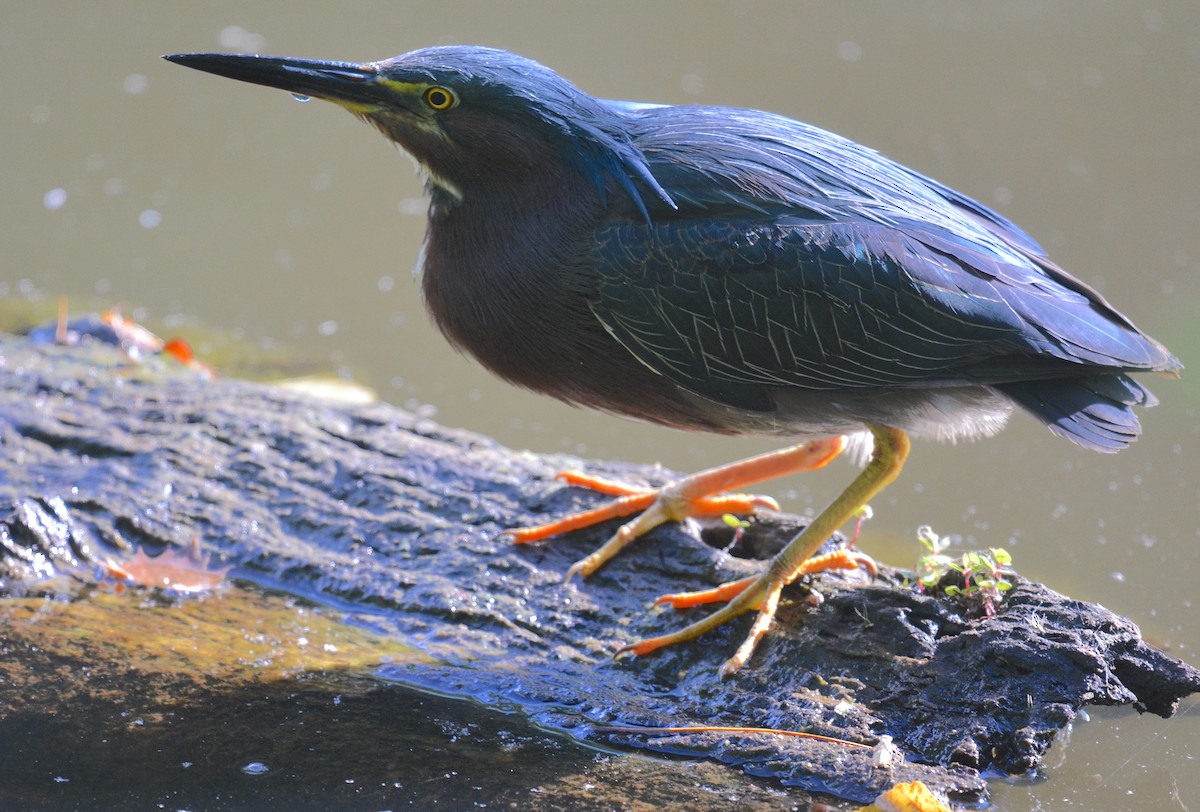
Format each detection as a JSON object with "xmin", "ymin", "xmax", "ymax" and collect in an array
[{"xmin": 576, "ymin": 102, "xmax": 1179, "ymax": 450}]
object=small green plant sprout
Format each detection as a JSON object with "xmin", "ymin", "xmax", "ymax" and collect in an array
[
  {"xmin": 915, "ymin": 525, "xmax": 1014, "ymax": 617},
  {"xmin": 850, "ymin": 503, "xmax": 873, "ymax": 547},
  {"xmin": 915, "ymin": 525, "xmax": 955, "ymax": 590},
  {"xmin": 721, "ymin": 513, "xmax": 751, "ymax": 552}
]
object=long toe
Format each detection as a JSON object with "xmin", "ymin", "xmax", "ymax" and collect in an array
[{"xmin": 509, "ymin": 438, "xmax": 845, "ymax": 579}]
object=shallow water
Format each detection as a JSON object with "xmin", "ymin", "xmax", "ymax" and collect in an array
[{"xmin": 2, "ymin": 2, "xmax": 1198, "ymax": 808}]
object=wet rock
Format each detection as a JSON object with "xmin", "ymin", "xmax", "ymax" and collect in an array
[{"xmin": 1, "ymin": 336, "xmax": 1196, "ymax": 805}]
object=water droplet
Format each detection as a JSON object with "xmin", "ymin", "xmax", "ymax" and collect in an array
[
  {"xmin": 291, "ymin": 93, "xmax": 311, "ymax": 103},
  {"xmin": 837, "ymin": 40, "xmax": 863, "ymax": 63},
  {"xmin": 218, "ymin": 25, "xmax": 265, "ymax": 52},
  {"xmin": 241, "ymin": 761, "xmax": 270, "ymax": 775},
  {"xmin": 123, "ymin": 73, "xmax": 148, "ymax": 95},
  {"xmin": 43, "ymin": 188, "xmax": 67, "ymax": 210}
]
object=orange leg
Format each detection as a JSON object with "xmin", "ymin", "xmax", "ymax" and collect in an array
[
  {"xmin": 506, "ymin": 437, "xmax": 847, "ymax": 581},
  {"xmin": 619, "ymin": 425, "xmax": 910, "ymax": 676}
]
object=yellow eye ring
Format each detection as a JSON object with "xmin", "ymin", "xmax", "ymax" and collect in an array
[{"xmin": 423, "ymin": 86, "xmax": 456, "ymax": 111}]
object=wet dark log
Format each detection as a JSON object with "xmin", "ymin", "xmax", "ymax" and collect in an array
[{"xmin": 1, "ymin": 336, "xmax": 1196, "ymax": 805}]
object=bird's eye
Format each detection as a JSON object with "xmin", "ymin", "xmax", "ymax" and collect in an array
[{"xmin": 423, "ymin": 86, "xmax": 456, "ymax": 111}]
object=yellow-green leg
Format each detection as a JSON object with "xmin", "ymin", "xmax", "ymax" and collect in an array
[{"xmin": 618, "ymin": 425, "xmax": 911, "ymax": 677}]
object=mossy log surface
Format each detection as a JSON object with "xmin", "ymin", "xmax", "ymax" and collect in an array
[{"xmin": 1, "ymin": 336, "xmax": 1196, "ymax": 806}]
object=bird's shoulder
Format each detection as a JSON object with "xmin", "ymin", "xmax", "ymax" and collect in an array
[{"xmin": 607, "ymin": 100, "xmax": 1045, "ymax": 259}]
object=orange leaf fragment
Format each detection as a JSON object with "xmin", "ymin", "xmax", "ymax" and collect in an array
[{"xmin": 102, "ymin": 535, "xmax": 232, "ymax": 594}]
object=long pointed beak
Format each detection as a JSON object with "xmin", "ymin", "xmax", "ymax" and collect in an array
[{"xmin": 164, "ymin": 53, "xmax": 387, "ymax": 108}]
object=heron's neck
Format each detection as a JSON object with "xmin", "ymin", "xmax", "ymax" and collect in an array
[{"xmin": 418, "ymin": 170, "xmax": 606, "ymax": 394}]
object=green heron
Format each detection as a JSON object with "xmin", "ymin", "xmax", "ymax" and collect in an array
[{"xmin": 166, "ymin": 46, "xmax": 1180, "ymax": 675}]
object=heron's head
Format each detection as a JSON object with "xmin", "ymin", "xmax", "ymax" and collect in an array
[{"xmin": 166, "ymin": 46, "xmax": 668, "ymax": 213}]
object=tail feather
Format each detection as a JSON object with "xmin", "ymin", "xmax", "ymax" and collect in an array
[{"xmin": 998, "ymin": 374, "xmax": 1157, "ymax": 453}]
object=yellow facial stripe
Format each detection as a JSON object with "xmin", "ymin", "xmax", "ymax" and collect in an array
[
  {"xmin": 333, "ymin": 99, "xmax": 381, "ymax": 115},
  {"xmin": 374, "ymin": 78, "xmax": 426, "ymax": 96},
  {"xmin": 322, "ymin": 79, "xmax": 428, "ymax": 115}
]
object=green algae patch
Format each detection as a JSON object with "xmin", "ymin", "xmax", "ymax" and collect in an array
[{"xmin": 0, "ymin": 585, "xmax": 427, "ymax": 708}]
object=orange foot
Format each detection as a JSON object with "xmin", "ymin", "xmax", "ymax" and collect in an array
[
  {"xmin": 652, "ymin": 548, "xmax": 878, "ymax": 611},
  {"xmin": 617, "ymin": 547, "xmax": 878, "ymax": 677},
  {"xmin": 616, "ymin": 426, "xmax": 909, "ymax": 676},
  {"xmin": 505, "ymin": 437, "xmax": 847, "ymax": 581}
]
